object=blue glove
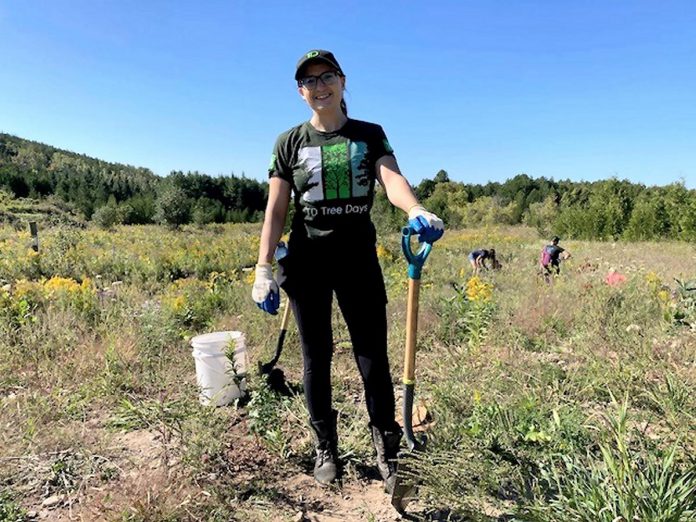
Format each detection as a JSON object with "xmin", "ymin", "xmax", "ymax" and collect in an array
[
  {"xmin": 408, "ymin": 205, "xmax": 444, "ymax": 243},
  {"xmin": 251, "ymin": 264, "xmax": 279, "ymax": 315},
  {"xmin": 274, "ymin": 241, "xmax": 288, "ymax": 261}
]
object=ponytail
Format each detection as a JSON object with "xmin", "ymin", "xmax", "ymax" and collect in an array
[{"xmin": 340, "ymin": 98, "xmax": 348, "ymax": 116}]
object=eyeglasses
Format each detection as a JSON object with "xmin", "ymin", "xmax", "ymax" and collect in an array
[{"xmin": 298, "ymin": 71, "xmax": 340, "ymax": 90}]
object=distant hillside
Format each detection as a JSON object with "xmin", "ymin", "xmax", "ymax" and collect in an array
[{"xmin": 0, "ymin": 133, "xmax": 267, "ymax": 225}]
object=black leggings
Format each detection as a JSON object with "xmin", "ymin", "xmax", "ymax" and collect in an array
[{"xmin": 282, "ymin": 242, "xmax": 396, "ymax": 432}]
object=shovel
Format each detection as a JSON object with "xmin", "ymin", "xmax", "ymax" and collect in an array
[
  {"xmin": 257, "ymin": 242, "xmax": 294, "ymax": 394},
  {"xmin": 257, "ymin": 298, "xmax": 294, "ymax": 396},
  {"xmin": 392, "ymin": 225, "xmax": 434, "ymax": 514}
]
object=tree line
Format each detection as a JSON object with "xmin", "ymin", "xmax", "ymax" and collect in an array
[
  {"xmin": 417, "ymin": 170, "xmax": 696, "ymax": 241},
  {"xmin": 2, "ymin": 133, "xmax": 695, "ymax": 240},
  {"xmin": 373, "ymin": 170, "xmax": 696, "ymax": 241}
]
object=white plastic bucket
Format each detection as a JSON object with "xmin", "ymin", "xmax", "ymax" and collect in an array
[{"xmin": 190, "ymin": 331, "xmax": 248, "ymax": 406}]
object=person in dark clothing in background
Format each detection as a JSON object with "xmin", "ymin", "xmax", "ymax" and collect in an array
[
  {"xmin": 540, "ymin": 236, "xmax": 570, "ymax": 278},
  {"xmin": 468, "ymin": 248, "xmax": 498, "ymax": 274}
]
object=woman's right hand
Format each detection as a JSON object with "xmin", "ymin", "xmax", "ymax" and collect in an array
[
  {"xmin": 252, "ymin": 264, "xmax": 280, "ymax": 315},
  {"xmin": 254, "ymin": 177, "xmax": 290, "ymax": 315}
]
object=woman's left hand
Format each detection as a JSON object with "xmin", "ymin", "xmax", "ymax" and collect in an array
[{"xmin": 408, "ymin": 205, "xmax": 444, "ymax": 243}]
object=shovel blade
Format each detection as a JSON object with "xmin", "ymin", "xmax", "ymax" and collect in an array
[
  {"xmin": 391, "ymin": 381, "xmax": 428, "ymax": 513},
  {"xmin": 391, "ymin": 438, "xmax": 426, "ymax": 514},
  {"xmin": 391, "ymin": 472, "xmax": 417, "ymax": 513}
]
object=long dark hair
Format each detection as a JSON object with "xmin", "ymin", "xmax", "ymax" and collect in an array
[{"xmin": 339, "ymin": 72, "xmax": 348, "ymax": 116}]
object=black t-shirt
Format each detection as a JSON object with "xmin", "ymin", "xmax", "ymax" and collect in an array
[{"xmin": 268, "ymin": 119, "xmax": 395, "ymax": 242}]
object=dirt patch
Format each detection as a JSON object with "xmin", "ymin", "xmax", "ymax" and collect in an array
[
  {"xmin": 23, "ymin": 413, "xmax": 431, "ymax": 521},
  {"xmin": 284, "ymin": 475, "xmax": 399, "ymax": 521},
  {"xmin": 214, "ymin": 418, "xmax": 408, "ymax": 521},
  {"xmin": 28, "ymin": 427, "xmax": 191, "ymax": 521}
]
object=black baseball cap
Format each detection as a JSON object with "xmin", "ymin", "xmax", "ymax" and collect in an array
[{"xmin": 295, "ymin": 50, "xmax": 344, "ymax": 80}]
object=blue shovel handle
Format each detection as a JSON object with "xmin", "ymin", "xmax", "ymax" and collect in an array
[{"xmin": 401, "ymin": 226, "xmax": 433, "ymax": 280}]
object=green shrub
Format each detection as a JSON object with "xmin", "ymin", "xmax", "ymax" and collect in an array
[{"xmin": 91, "ymin": 204, "xmax": 123, "ymax": 229}]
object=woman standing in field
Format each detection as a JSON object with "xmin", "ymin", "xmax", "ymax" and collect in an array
[{"xmin": 252, "ymin": 50, "xmax": 444, "ymax": 492}]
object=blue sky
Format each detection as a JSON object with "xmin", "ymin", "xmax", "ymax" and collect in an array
[{"xmin": 2, "ymin": 1, "xmax": 695, "ymax": 187}]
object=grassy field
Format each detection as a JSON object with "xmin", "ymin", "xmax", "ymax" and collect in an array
[{"xmin": 0, "ymin": 223, "xmax": 694, "ymax": 521}]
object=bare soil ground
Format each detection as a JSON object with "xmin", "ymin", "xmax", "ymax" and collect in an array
[{"xmin": 18, "ymin": 413, "xmax": 431, "ymax": 522}]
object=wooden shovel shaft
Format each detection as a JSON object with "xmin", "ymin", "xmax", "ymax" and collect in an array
[
  {"xmin": 403, "ymin": 278, "xmax": 420, "ymax": 384},
  {"xmin": 259, "ymin": 297, "xmax": 292, "ymax": 375},
  {"xmin": 273, "ymin": 301, "xmax": 292, "ymax": 359},
  {"xmin": 280, "ymin": 298, "xmax": 292, "ymax": 330},
  {"xmin": 393, "ymin": 276, "xmax": 423, "ymax": 513}
]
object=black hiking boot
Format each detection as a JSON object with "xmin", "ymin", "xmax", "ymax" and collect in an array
[
  {"xmin": 369, "ymin": 422, "xmax": 402, "ymax": 494},
  {"xmin": 310, "ymin": 411, "xmax": 338, "ymax": 485}
]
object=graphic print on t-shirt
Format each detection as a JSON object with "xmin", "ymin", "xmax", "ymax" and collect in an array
[
  {"xmin": 298, "ymin": 141, "xmax": 370, "ymax": 203},
  {"xmin": 323, "ymin": 143, "xmax": 350, "ymax": 199}
]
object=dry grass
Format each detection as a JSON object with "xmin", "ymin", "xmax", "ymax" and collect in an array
[{"xmin": 0, "ymin": 223, "xmax": 694, "ymax": 521}]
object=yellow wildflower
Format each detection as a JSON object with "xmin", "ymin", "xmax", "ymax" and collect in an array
[
  {"xmin": 44, "ymin": 276, "xmax": 81, "ymax": 296},
  {"xmin": 172, "ymin": 295, "xmax": 186, "ymax": 312},
  {"xmin": 376, "ymin": 244, "xmax": 394, "ymax": 262},
  {"xmin": 466, "ymin": 276, "xmax": 493, "ymax": 302},
  {"xmin": 657, "ymin": 290, "xmax": 670, "ymax": 304},
  {"xmin": 645, "ymin": 271, "xmax": 661, "ymax": 288},
  {"xmin": 473, "ymin": 389, "xmax": 482, "ymax": 405}
]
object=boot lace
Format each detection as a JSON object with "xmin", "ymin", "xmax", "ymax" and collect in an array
[{"xmin": 316, "ymin": 446, "xmax": 335, "ymax": 467}]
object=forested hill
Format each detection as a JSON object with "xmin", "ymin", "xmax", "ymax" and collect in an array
[
  {"xmin": 2, "ymin": 133, "xmax": 695, "ymax": 240},
  {"xmin": 0, "ymin": 133, "xmax": 267, "ymax": 226},
  {"xmin": 0, "ymin": 133, "xmax": 158, "ymax": 212}
]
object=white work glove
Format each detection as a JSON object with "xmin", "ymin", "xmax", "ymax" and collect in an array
[
  {"xmin": 251, "ymin": 264, "xmax": 279, "ymax": 315},
  {"xmin": 408, "ymin": 205, "xmax": 445, "ymax": 243}
]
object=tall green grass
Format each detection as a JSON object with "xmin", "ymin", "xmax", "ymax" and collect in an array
[{"xmin": 522, "ymin": 397, "xmax": 696, "ymax": 521}]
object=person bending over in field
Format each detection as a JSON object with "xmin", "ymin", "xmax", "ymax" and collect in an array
[
  {"xmin": 468, "ymin": 248, "xmax": 498, "ymax": 274},
  {"xmin": 540, "ymin": 236, "xmax": 570, "ymax": 280}
]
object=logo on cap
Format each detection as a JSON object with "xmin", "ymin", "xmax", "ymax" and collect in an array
[{"xmin": 306, "ymin": 51, "xmax": 319, "ymax": 58}]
